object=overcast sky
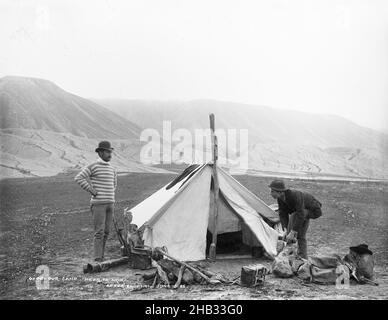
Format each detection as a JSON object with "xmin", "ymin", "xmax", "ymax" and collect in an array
[{"xmin": 1, "ymin": 0, "xmax": 387, "ymax": 132}]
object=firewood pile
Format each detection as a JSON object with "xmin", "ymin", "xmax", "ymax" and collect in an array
[
  {"xmin": 142, "ymin": 247, "xmax": 232, "ymax": 288},
  {"xmin": 120, "ymin": 218, "xmax": 232, "ymax": 288}
]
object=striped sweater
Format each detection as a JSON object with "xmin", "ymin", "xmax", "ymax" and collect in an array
[{"xmin": 74, "ymin": 159, "xmax": 117, "ymax": 204}]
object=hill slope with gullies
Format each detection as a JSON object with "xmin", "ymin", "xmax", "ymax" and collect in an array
[
  {"xmin": 0, "ymin": 77, "xmax": 167, "ymax": 178},
  {"xmin": 0, "ymin": 76, "xmax": 140, "ymax": 139},
  {"xmin": 1, "ymin": 76, "xmax": 386, "ymax": 180},
  {"xmin": 95, "ymin": 99, "xmax": 388, "ymax": 180}
]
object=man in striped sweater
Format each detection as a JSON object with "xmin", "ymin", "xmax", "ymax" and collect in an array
[{"xmin": 75, "ymin": 141, "xmax": 117, "ymax": 262}]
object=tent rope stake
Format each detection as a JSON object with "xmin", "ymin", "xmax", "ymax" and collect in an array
[{"xmin": 209, "ymin": 113, "xmax": 220, "ymax": 260}]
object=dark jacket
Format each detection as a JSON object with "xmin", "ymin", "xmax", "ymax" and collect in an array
[{"xmin": 277, "ymin": 189, "xmax": 321, "ymax": 231}]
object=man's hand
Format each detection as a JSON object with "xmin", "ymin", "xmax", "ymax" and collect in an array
[
  {"xmin": 91, "ymin": 190, "xmax": 98, "ymax": 197},
  {"xmin": 286, "ymin": 230, "xmax": 298, "ymax": 244}
]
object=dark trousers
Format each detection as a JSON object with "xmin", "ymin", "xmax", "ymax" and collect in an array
[
  {"xmin": 90, "ymin": 203, "xmax": 114, "ymax": 261},
  {"xmin": 289, "ymin": 212, "xmax": 310, "ymax": 259}
]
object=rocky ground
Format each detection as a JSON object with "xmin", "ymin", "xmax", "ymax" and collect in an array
[{"xmin": 1, "ymin": 172, "xmax": 387, "ymax": 299}]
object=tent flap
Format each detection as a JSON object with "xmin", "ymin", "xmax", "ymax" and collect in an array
[
  {"xmin": 143, "ymin": 165, "xmax": 212, "ymax": 261},
  {"xmin": 218, "ymin": 172, "xmax": 279, "ymax": 256}
]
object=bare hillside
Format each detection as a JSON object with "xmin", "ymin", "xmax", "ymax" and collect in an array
[
  {"xmin": 95, "ymin": 99, "xmax": 388, "ymax": 179},
  {"xmin": 0, "ymin": 77, "xmax": 167, "ymax": 178},
  {"xmin": 0, "ymin": 76, "xmax": 140, "ymax": 139}
]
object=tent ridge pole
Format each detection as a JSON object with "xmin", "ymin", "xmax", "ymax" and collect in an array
[{"xmin": 209, "ymin": 113, "xmax": 219, "ymax": 261}]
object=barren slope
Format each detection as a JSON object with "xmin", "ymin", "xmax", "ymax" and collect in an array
[
  {"xmin": 0, "ymin": 77, "xmax": 167, "ymax": 178},
  {"xmin": 96, "ymin": 99, "xmax": 388, "ymax": 179}
]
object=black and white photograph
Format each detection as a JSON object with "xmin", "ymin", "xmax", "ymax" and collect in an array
[{"xmin": 0, "ymin": 0, "xmax": 387, "ymax": 304}]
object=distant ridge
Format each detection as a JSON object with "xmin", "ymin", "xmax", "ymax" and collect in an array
[
  {"xmin": 0, "ymin": 76, "xmax": 168, "ymax": 178},
  {"xmin": 95, "ymin": 99, "xmax": 388, "ymax": 180},
  {"xmin": 1, "ymin": 76, "xmax": 386, "ymax": 179},
  {"xmin": 0, "ymin": 76, "xmax": 140, "ymax": 139}
]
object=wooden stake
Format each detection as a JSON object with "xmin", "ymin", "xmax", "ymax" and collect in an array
[
  {"xmin": 152, "ymin": 273, "xmax": 158, "ymax": 288},
  {"xmin": 173, "ymin": 265, "xmax": 186, "ymax": 289},
  {"xmin": 156, "ymin": 263, "xmax": 170, "ymax": 287}
]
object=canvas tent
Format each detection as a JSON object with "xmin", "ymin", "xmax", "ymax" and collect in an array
[{"xmin": 130, "ymin": 164, "xmax": 281, "ymax": 261}]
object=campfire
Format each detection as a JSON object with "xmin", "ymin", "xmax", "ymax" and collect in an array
[{"xmin": 143, "ymin": 247, "xmax": 231, "ymax": 288}]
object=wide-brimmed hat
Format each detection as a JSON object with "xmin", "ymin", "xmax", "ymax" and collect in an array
[
  {"xmin": 95, "ymin": 141, "xmax": 114, "ymax": 153},
  {"xmin": 350, "ymin": 244, "xmax": 373, "ymax": 255},
  {"xmin": 269, "ymin": 179, "xmax": 287, "ymax": 192}
]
